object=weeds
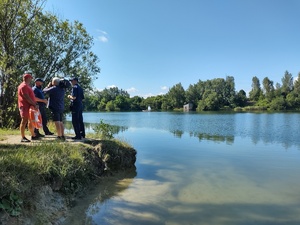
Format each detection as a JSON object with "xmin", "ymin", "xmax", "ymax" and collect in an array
[
  {"xmin": 0, "ymin": 142, "xmax": 96, "ymax": 216},
  {"xmin": 93, "ymin": 120, "xmax": 123, "ymax": 140}
]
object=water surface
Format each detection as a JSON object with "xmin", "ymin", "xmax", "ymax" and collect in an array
[{"xmin": 64, "ymin": 112, "xmax": 300, "ymax": 225}]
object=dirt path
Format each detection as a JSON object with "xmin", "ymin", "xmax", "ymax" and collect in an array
[{"xmin": 0, "ymin": 134, "xmax": 85, "ymax": 145}]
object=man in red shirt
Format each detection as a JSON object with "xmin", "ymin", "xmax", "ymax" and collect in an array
[{"xmin": 18, "ymin": 72, "xmax": 40, "ymax": 142}]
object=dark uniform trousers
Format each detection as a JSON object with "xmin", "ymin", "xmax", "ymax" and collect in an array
[{"xmin": 72, "ymin": 106, "xmax": 85, "ymax": 138}]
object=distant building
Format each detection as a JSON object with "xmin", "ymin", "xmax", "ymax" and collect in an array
[{"xmin": 183, "ymin": 103, "xmax": 193, "ymax": 112}]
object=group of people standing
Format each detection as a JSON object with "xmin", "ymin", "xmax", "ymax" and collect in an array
[{"xmin": 17, "ymin": 71, "xmax": 85, "ymax": 142}]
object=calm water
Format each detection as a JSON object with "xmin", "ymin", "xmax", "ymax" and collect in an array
[{"xmin": 64, "ymin": 112, "xmax": 300, "ymax": 225}]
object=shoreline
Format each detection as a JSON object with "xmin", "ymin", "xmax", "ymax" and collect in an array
[{"xmin": 0, "ymin": 135, "xmax": 137, "ymax": 225}]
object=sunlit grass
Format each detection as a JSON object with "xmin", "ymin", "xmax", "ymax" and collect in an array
[
  {"xmin": 0, "ymin": 121, "xmax": 57, "ymax": 136},
  {"xmin": 0, "ymin": 128, "xmax": 19, "ymax": 136},
  {"xmin": 0, "ymin": 142, "xmax": 97, "ymax": 216},
  {"xmin": 0, "ymin": 123, "xmax": 136, "ymax": 218}
]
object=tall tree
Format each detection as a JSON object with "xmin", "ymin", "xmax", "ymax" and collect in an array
[
  {"xmin": 293, "ymin": 72, "xmax": 300, "ymax": 93},
  {"xmin": 234, "ymin": 89, "xmax": 247, "ymax": 107},
  {"xmin": 167, "ymin": 83, "xmax": 186, "ymax": 108},
  {"xmin": 281, "ymin": 70, "xmax": 293, "ymax": 97},
  {"xmin": 224, "ymin": 76, "xmax": 235, "ymax": 106},
  {"xmin": 249, "ymin": 76, "xmax": 262, "ymax": 101},
  {"xmin": 197, "ymin": 91, "xmax": 220, "ymax": 111},
  {"xmin": 185, "ymin": 84, "xmax": 198, "ymax": 109},
  {"xmin": 0, "ymin": 0, "xmax": 100, "ymax": 127},
  {"xmin": 0, "ymin": 0, "xmax": 45, "ymax": 127},
  {"xmin": 262, "ymin": 77, "xmax": 274, "ymax": 100},
  {"xmin": 23, "ymin": 12, "xmax": 100, "ymax": 91}
]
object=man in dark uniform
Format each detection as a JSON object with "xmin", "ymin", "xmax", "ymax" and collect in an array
[
  {"xmin": 32, "ymin": 78, "xmax": 54, "ymax": 136},
  {"xmin": 68, "ymin": 77, "xmax": 85, "ymax": 140}
]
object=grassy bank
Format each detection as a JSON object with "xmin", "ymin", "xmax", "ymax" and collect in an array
[{"xmin": 0, "ymin": 131, "xmax": 136, "ymax": 224}]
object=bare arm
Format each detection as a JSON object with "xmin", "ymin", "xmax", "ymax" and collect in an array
[
  {"xmin": 35, "ymin": 97, "xmax": 47, "ymax": 104},
  {"xmin": 23, "ymin": 94, "xmax": 39, "ymax": 109}
]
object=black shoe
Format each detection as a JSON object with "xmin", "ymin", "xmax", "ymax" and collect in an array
[
  {"xmin": 35, "ymin": 133, "xmax": 45, "ymax": 137},
  {"xmin": 21, "ymin": 137, "xmax": 31, "ymax": 143},
  {"xmin": 45, "ymin": 132, "xmax": 54, "ymax": 135},
  {"xmin": 71, "ymin": 136, "xmax": 81, "ymax": 140},
  {"xmin": 31, "ymin": 135, "xmax": 40, "ymax": 140},
  {"xmin": 56, "ymin": 136, "xmax": 65, "ymax": 141}
]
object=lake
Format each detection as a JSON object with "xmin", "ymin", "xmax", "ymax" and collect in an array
[{"xmin": 63, "ymin": 111, "xmax": 300, "ymax": 225}]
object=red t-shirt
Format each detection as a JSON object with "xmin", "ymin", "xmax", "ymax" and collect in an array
[{"xmin": 18, "ymin": 82, "xmax": 35, "ymax": 108}]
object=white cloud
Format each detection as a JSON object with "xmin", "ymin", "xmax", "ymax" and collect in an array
[
  {"xmin": 107, "ymin": 85, "xmax": 117, "ymax": 88},
  {"xmin": 126, "ymin": 87, "xmax": 138, "ymax": 93},
  {"xmin": 161, "ymin": 86, "xmax": 168, "ymax": 91},
  {"xmin": 96, "ymin": 30, "xmax": 108, "ymax": 42},
  {"xmin": 97, "ymin": 35, "xmax": 108, "ymax": 42},
  {"xmin": 96, "ymin": 29, "xmax": 108, "ymax": 35},
  {"xmin": 142, "ymin": 93, "xmax": 155, "ymax": 98}
]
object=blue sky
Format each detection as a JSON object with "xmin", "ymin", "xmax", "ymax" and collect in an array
[{"xmin": 45, "ymin": 0, "xmax": 300, "ymax": 97}]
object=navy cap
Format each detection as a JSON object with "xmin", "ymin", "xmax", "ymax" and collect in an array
[
  {"xmin": 69, "ymin": 77, "xmax": 78, "ymax": 81},
  {"xmin": 34, "ymin": 78, "xmax": 44, "ymax": 82}
]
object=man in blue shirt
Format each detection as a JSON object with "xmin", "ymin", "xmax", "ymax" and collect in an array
[
  {"xmin": 32, "ymin": 78, "xmax": 54, "ymax": 136},
  {"xmin": 43, "ymin": 77, "xmax": 66, "ymax": 140},
  {"xmin": 68, "ymin": 77, "xmax": 85, "ymax": 140}
]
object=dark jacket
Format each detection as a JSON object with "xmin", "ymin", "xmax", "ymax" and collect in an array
[
  {"xmin": 32, "ymin": 85, "xmax": 46, "ymax": 107},
  {"xmin": 70, "ymin": 84, "xmax": 84, "ymax": 111},
  {"xmin": 43, "ymin": 86, "xmax": 65, "ymax": 113}
]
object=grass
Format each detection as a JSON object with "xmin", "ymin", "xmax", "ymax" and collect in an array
[
  {"xmin": 0, "ymin": 120, "xmax": 136, "ymax": 221},
  {"xmin": 0, "ymin": 128, "xmax": 20, "ymax": 138},
  {"xmin": 234, "ymin": 106, "xmax": 268, "ymax": 111},
  {"xmin": 0, "ymin": 142, "xmax": 98, "ymax": 216},
  {"xmin": 0, "ymin": 121, "xmax": 58, "ymax": 139}
]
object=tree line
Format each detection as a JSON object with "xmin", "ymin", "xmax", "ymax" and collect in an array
[{"xmin": 84, "ymin": 71, "xmax": 300, "ymax": 112}]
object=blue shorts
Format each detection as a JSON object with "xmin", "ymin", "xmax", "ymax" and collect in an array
[{"xmin": 52, "ymin": 111, "xmax": 63, "ymax": 122}]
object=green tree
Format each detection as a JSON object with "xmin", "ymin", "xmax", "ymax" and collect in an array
[
  {"xmin": 185, "ymin": 84, "xmax": 198, "ymax": 109},
  {"xmin": 294, "ymin": 72, "xmax": 300, "ymax": 93},
  {"xmin": 286, "ymin": 92, "xmax": 300, "ymax": 109},
  {"xmin": 269, "ymin": 96, "xmax": 286, "ymax": 110},
  {"xmin": 197, "ymin": 91, "xmax": 220, "ymax": 111},
  {"xmin": 286, "ymin": 72, "xmax": 300, "ymax": 109},
  {"xmin": 152, "ymin": 95, "xmax": 164, "ymax": 110},
  {"xmin": 195, "ymin": 80, "xmax": 206, "ymax": 101},
  {"xmin": 24, "ymin": 12, "xmax": 100, "ymax": 91},
  {"xmin": 167, "ymin": 83, "xmax": 186, "ymax": 109},
  {"xmin": 105, "ymin": 101, "xmax": 116, "ymax": 111},
  {"xmin": 249, "ymin": 76, "xmax": 262, "ymax": 101},
  {"xmin": 129, "ymin": 96, "xmax": 143, "ymax": 111},
  {"xmin": 0, "ymin": 0, "xmax": 100, "ymax": 127},
  {"xmin": 115, "ymin": 95, "xmax": 130, "ymax": 111},
  {"xmin": 274, "ymin": 82, "xmax": 282, "ymax": 98},
  {"xmin": 281, "ymin": 70, "xmax": 293, "ymax": 97},
  {"xmin": 84, "ymin": 91, "xmax": 102, "ymax": 111},
  {"xmin": 161, "ymin": 94, "xmax": 172, "ymax": 110},
  {"xmin": 223, "ymin": 76, "xmax": 235, "ymax": 106},
  {"xmin": 0, "ymin": 0, "xmax": 45, "ymax": 127},
  {"xmin": 262, "ymin": 77, "xmax": 274, "ymax": 101},
  {"xmin": 234, "ymin": 89, "xmax": 247, "ymax": 107}
]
